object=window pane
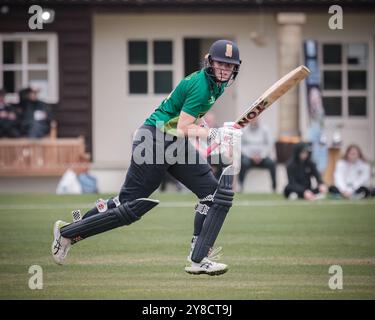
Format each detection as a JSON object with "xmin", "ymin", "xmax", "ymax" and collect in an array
[
  {"xmin": 3, "ymin": 41, "xmax": 22, "ymax": 64},
  {"xmin": 347, "ymin": 43, "xmax": 367, "ymax": 66},
  {"xmin": 28, "ymin": 41, "xmax": 48, "ymax": 64},
  {"xmin": 153, "ymin": 41, "xmax": 172, "ymax": 64},
  {"xmin": 129, "ymin": 71, "xmax": 147, "ymax": 94},
  {"xmin": 322, "ymin": 97, "xmax": 342, "ymax": 116},
  {"xmin": 3, "ymin": 71, "xmax": 22, "ymax": 93},
  {"xmin": 348, "ymin": 97, "xmax": 367, "ymax": 116},
  {"xmin": 348, "ymin": 71, "xmax": 366, "ymax": 90},
  {"xmin": 128, "ymin": 41, "xmax": 147, "ymax": 64},
  {"xmin": 323, "ymin": 44, "xmax": 342, "ymax": 64},
  {"xmin": 29, "ymin": 70, "xmax": 49, "ymax": 100},
  {"xmin": 154, "ymin": 71, "xmax": 172, "ymax": 94},
  {"xmin": 323, "ymin": 71, "xmax": 341, "ymax": 90}
]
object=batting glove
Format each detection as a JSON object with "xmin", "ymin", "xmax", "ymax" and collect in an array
[{"xmin": 208, "ymin": 126, "xmax": 242, "ymax": 146}]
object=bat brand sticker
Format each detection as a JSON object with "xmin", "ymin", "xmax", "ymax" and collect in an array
[{"xmin": 237, "ymin": 99, "xmax": 268, "ymax": 127}]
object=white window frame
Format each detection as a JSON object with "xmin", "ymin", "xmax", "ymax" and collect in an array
[
  {"xmin": 319, "ymin": 41, "xmax": 371, "ymax": 121},
  {"xmin": 301, "ymin": 36, "xmax": 374, "ymax": 160},
  {"xmin": 126, "ymin": 38, "xmax": 174, "ymax": 96},
  {"xmin": 0, "ymin": 33, "xmax": 59, "ymax": 104}
]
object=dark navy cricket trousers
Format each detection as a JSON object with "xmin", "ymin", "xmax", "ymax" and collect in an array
[{"xmin": 119, "ymin": 125, "xmax": 218, "ymax": 203}]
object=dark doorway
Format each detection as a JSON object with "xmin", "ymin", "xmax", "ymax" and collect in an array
[{"xmin": 184, "ymin": 38, "xmax": 201, "ymax": 76}]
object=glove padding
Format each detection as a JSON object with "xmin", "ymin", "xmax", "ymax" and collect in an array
[{"xmin": 209, "ymin": 126, "xmax": 243, "ymax": 146}]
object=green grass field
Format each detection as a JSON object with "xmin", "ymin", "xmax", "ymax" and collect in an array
[{"xmin": 0, "ymin": 192, "xmax": 374, "ymax": 299}]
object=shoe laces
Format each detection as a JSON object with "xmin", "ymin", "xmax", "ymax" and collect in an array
[
  {"xmin": 200, "ymin": 257, "xmax": 215, "ymax": 269},
  {"xmin": 53, "ymin": 236, "xmax": 62, "ymax": 255}
]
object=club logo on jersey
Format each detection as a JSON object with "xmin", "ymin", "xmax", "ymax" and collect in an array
[
  {"xmin": 225, "ymin": 44, "xmax": 233, "ymax": 58},
  {"xmin": 208, "ymin": 96, "xmax": 215, "ymax": 104}
]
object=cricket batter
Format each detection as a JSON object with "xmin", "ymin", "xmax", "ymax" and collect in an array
[{"xmin": 52, "ymin": 40, "xmax": 242, "ymax": 276}]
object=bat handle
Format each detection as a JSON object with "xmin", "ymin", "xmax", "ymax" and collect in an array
[{"xmin": 205, "ymin": 142, "xmax": 220, "ymax": 157}]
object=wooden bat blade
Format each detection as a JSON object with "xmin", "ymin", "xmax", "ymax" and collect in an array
[
  {"xmin": 204, "ymin": 65, "xmax": 310, "ymax": 157},
  {"xmin": 235, "ymin": 65, "xmax": 310, "ymax": 127}
]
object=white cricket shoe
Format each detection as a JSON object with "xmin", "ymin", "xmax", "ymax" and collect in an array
[
  {"xmin": 351, "ymin": 191, "xmax": 366, "ymax": 200},
  {"xmin": 288, "ymin": 192, "xmax": 299, "ymax": 200},
  {"xmin": 185, "ymin": 257, "xmax": 228, "ymax": 276},
  {"xmin": 51, "ymin": 220, "xmax": 71, "ymax": 265}
]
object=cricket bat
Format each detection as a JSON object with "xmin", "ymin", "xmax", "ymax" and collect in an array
[{"xmin": 204, "ymin": 65, "xmax": 310, "ymax": 157}]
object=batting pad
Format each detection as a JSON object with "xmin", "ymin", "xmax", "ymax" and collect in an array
[
  {"xmin": 191, "ymin": 166, "xmax": 234, "ymax": 263},
  {"xmin": 60, "ymin": 198, "xmax": 159, "ymax": 242}
]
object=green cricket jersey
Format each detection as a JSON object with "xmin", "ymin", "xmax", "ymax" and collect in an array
[{"xmin": 144, "ymin": 70, "xmax": 225, "ymax": 135}]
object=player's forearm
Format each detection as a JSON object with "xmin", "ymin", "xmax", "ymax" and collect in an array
[
  {"xmin": 177, "ymin": 123, "xmax": 209, "ymax": 139},
  {"xmin": 177, "ymin": 111, "xmax": 210, "ymax": 139}
]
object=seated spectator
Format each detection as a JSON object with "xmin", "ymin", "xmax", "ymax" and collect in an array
[
  {"xmin": 56, "ymin": 154, "xmax": 98, "ymax": 194},
  {"xmin": 284, "ymin": 142, "xmax": 327, "ymax": 200},
  {"xmin": 19, "ymin": 87, "xmax": 53, "ymax": 138},
  {"xmin": 0, "ymin": 88, "xmax": 21, "ymax": 138},
  {"xmin": 238, "ymin": 119, "xmax": 277, "ymax": 192},
  {"xmin": 56, "ymin": 168, "xmax": 83, "ymax": 195},
  {"xmin": 76, "ymin": 154, "xmax": 98, "ymax": 194},
  {"xmin": 18, "ymin": 88, "xmax": 30, "ymax": 113},
  {"xmin": 329, "ymin": 145, "xmax": 371, "ymax": 199}
]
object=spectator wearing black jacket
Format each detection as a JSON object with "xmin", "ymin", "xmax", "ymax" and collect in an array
[
  {"xmin": 284, "ymin": 142, "xmax": 328, "ymax": 200},
  {"xmin": 19, "ymin": 87, "xmax": 53, "ymax": 138},
  {"xmin": 0, "ymin": 88, "xmax": 21, "ymax": 138}
]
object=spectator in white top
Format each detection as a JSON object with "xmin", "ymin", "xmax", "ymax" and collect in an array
[
  {"xmin": 329, "ymin": 144, "xmax": 371, "ymax": 199},
  {"xmin": 238, "ymin": 119, "xmax": 276, "ymax": 192}
]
